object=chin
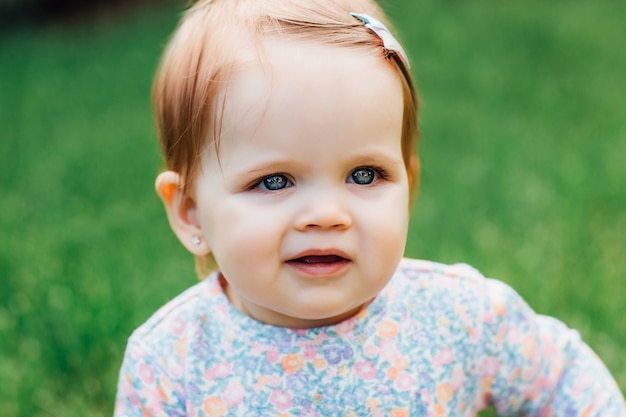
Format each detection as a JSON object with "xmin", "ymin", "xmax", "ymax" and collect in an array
[{"xmin": 290, "ymin": 301, "xmax": 366, "ymax": 324}]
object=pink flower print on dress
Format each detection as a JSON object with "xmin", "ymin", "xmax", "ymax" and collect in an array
[
  {"xmin": 124, "ymin": 377, "xmax": 140, "ymax": 408},
  {"xmin": 432, "ymin": 346, "xmax": 455, "ymax": 367},
  {"xmin": 270, "ymin": 389, "xmax": 293, "ymax": 411},
  {"xmin": 169, "ymin": 363, "xmax": 183, "ymax": 380},
  {"xmin": 379, "ymin": 339, "xmax": 400, "ymax": 361},
  {"xmin": 138, "ymin": 388, "xmax": 164, "ymax": 413},
  {"xmin": 186, "ymin": 402, "xmax": 196, "ymax": 417},
  {"xmin": 301, "ymin": 344, "xmax": 317, "ymax": 360},
  {"xmin": 214, "ymin": 361, "xmax": 231, "ymax": 378},
  {"xmin": 482, "ymin": 356, "xmax": 500, "ymax": 378},
  {"xmin": 169, "ymin": 317, "xmax": 186, "ymax": 336},
  {"xmin": 267, "ymin": 347, "xmax": 279, "ymax": 363},
  {"xmin": 137, "ymin": 363, "xmax": 155, "ymax": 385},
  {"xmin": 355, "ymin": 360, "xmax": 377, "ymax": 379},
  {"xmin": 449, "ymin": 365, "xmax": 466, "ymax": 390},
  {"xmin": 419, "ymin": 388, "xmax": 433, "ymax": 406},
  {"xmin": 572, "ymin": 373, "xmax": 593, "ymax": 396},
  {"xmin": 363, "ymin": 343, "xmax": 379, "ymax": 358},
  {"xmin": 395, "ymin": 372, "xmax": 415, "ymax": 391},
  {"xmin": 336, "ymin": 318, "xmax": 356, "ymax": 336},
  {"xmin": 223, "ymin": 380, "xmax": 245, "ymax": 407},
  {"xmin": 483, "ymin": 309, "xmax": 496, "ymax": 324},
  {"xmin": 527, "ymin": 376, "xmax": 556, "ymax": 401},
  {"xmin": 206, "ymin": 361, "xmax": 231, "ymax": 380}
]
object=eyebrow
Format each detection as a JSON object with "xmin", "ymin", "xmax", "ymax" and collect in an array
[
  {"xmin": 230, "ymin": 158, "xmax": 298, "ymax": 179},
  {"xmin": 230, "ymin": 149, "xmax": 405, "ymax": 180},
  {"xmin": 345, "ymin": 151, "xmax": 405, "ymax": 168}
]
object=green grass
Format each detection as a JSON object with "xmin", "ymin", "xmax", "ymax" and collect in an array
[
  {"xmin": 1, "ymin": 0, "xmax": 624, "ymax": 415},
  {"xmin": 401, "ymin": 0, "xmax": 626, "ymax": 393}
]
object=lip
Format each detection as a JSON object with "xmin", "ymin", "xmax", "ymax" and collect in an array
[{"xmin": 286, "ymin": 249, "xmax": 352, "ymax": 277}]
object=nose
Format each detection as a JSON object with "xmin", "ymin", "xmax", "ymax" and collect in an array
[{"xmin": 293, "ymin": 192, "xmax": 352, "ymax": 231}]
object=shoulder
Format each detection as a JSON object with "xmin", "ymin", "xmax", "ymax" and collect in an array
[
  {"xmin": 396, "ymin": 257, "xmax": 486, "ymax": 282},
  {"xmin": 384, "ymin": 259, "xmax": 496, "ymax": 337},
  {"xmin": 392, "ymin": 257, "xmax": 497, "ymax": 300},
  {"xmin": 393, "ymin": 257, "xmax": 525, "ymax": 306},
  {"xmin": 388, "ymin": 258, "xmax": 536, "ymax": 343}
]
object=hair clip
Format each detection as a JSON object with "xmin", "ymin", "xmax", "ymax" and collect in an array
[{"xmin": 350, "ymin": 12, "xmax": 410, "ymax": 69}]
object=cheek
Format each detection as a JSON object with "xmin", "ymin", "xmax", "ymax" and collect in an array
[
  {"xmin": 373, "ymin": 184, "xmax": 410, "ymax": 230},
  {"xmin": 363, "ymin": 189, "xmax": 409, "ymax": 258},
  {"xmin": 205, "ymin": 201, "xmax": 286, "ymax": 264}
]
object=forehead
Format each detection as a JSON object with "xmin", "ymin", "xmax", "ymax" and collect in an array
[{"xmin": 212, "ymin": 37, "xmax": 404, "ymax": 155}]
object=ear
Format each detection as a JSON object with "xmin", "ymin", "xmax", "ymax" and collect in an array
[{"xmin": 155, "ymin": 171, "xmax": 211, "ymax": 256}]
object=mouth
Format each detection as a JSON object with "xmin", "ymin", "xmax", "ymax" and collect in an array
[
  {"xmin": 289, "ymin": 254, "xmax": 347, "ymax": 264},
  {"xmin": 286, "ymin": 252, "xmax": 351, "ymax": 276}
]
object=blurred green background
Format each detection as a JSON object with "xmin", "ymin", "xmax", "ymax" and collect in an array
[{"xmin": 1, "ymin": 0, "xmax": 624, "ymax": 415}]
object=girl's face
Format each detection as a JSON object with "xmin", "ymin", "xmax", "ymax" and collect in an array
[{"xmin": 192, "ymin": 38, "xmax": 409, "ymax": 328}]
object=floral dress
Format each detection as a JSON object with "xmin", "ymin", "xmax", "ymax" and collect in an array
[{"xmin": 114, "ymin": 259, "xmax": 626, "ymax": 416}]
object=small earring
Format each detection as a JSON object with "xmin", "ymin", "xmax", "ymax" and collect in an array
[{"xmin": 192, "ymin": 236, "xmax": 201, "ymax": 246}]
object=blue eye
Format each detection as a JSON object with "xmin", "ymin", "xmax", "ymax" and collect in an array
[
  {"xmin": 259, "ymin": 174, "xmax": 291, "ymax": 191},
  {"xmin": 350, "ymin": 168, "xmax": 376, "ymax": 185}
]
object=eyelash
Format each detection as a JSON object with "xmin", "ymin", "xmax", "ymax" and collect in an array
[
  {"xmin": 349, "ymin": 166, "xmax": 389, "ymax": 185},
  {"xmin": 249, "ymin": 165, "xmax": 389, "ymax": 192},
  {"xmin": 251, "ymin": 173, "xmax": 293, "ymax": 192}
]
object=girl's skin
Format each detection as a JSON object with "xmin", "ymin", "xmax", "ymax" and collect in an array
[{"xmin": 156, "ymin": 37, "xmax": 410, "ymax": 329}]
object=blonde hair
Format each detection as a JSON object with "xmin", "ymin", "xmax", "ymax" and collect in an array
[{"xmin": 153, "ymin": 0, "xmax": 419, "ymax": 277}]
